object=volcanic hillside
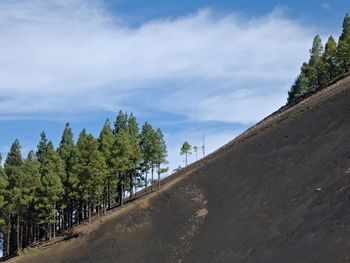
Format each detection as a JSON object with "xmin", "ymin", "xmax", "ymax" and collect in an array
[{"xmin": 9, "ymin": 75, "xmax": 350, "ymax": 263}]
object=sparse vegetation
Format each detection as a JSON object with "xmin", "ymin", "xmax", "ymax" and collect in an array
[{"xmin": 180, "ymin": 141, "xmax": 192, "ymax": 166}]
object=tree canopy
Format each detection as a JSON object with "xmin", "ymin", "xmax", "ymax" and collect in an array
[
  {"xmin": 0, "ymin": 111, "xmax": 167, "ymax": 258},
  {"xmin": 287, "ymin": 14, "xmax": 350, "ymax": 103}
]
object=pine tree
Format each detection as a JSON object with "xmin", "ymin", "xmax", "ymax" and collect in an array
[
  {"xmin": 0, "ymin": 154, "xmax": 10, "ymax": 258},
  {"xmin": 111, "ymin": 129, "xmax": 133, "ymax": 206},
  {"xmin": 75, "ymin": 130, "xmax": 107, "ymax": 222},
  {"xmin": 0, "ymin": 154, "xmax": 8, "ymax": 228},
  {"xmin": 98, "ymin": 119, "xmax": 115, "ymax": 210},
  {"xmin": 21, "ymin": 151, "xmax": 41, "ymax": 247},
  {"xmin": 287, "ymin": 64, "xmax": 310, "ymax": 103},
  {"xmin": 36, "ymin": 132, "xmax": 49, "ymax": 164},
  {"xmin": 308, "ymin": 35, "xmax": 325, "ymax": 87},
  {"xmin": 36, "ymin": 141, "xmax": 64, "ymax": 240},
  {"xmin": 4, "ymin": 139, "xmax": 24, "ymax": 254},
  {"xmin": 323, "ymin": 36, "xmax": 338, "ymax": 80},
  {"xmin": 141, "ymin": 122, "xmax": 154, "ymax": 191},
  {"xmin": 126, "ymin": 113, "xmax": 142, "ymax": 197},
  {"xmin": 180, "ymin": 141, "xmax": 192, "ymax": 166},
  {"xmin": 154, "ymin": 128, "xmax": 168, "ymax": 190},
  {"xmin": 337, "ymin": 13, "xmax": 350, "ymax": 73},
  {"xmin": 113, "ymin": 110, "xmax": 128, "ymax": 136},
  {"xmin": 193, "ymin": 146, "xmax": 199, "ymax": 161},
  {"xmin": 57, "ymin": 123, "xmax": 77, "ymax": 228}
]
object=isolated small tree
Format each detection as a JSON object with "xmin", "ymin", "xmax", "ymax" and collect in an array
[
  {"xmin": 193, "ymin": 146, "xmax": 199, "ymax": 161},
  {"xmin": 153, "ymin": 128, "xmax": 168, "ymax": 190},
  {"xmin": 180, "ymin": 141, "xmax": 192, "ymax": 166}
]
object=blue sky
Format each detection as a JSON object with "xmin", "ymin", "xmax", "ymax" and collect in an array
[{"xmin": 0, "ymin": 0, "xmax": 348, "ymax": 172}]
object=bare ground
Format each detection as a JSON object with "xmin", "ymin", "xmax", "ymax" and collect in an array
[{"xmin": 9, "ymin": 75, "xmax": 350, "ymax": 262}]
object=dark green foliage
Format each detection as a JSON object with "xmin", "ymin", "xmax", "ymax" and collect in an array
[
  {"xmin": 126, "ymin": 114, "xmax": 142, "ymax": 195},
  {"xmin": 154, "ymin": 129, "xmax": 168, "ymax": 190},
  {"xmin": 180, "ymin": 141, "xmax": 192, "ymax": 166},
  {"xmin": 57, "ymin": 123, "xmax": 77, "ymax": 228},
  {"xmin": 36, "ymin": 132, "xmax": 48, "ymax": 163},
  {"xmin": 1, "ymin": 112, "xmax": 167, "ymax": 258},
  {"xmin": 308, "ymin": 35, "xmax": 325, "ymax": 87},
  {"xmin": 75, "ymin": 130, "xmax": 107, "ymax": 221},
  {"xmin": 287, "ymin": 63, "xmax": 311, "ymax": 103},
  {"xmin": 111, "ymin": 129, "xmax": 133, "ymax": 205},
  {"xmin": 141, "ymin": 122, "xmax": 155, "ymax": 189},
  {"xmin": 114, "ymin": 110, "xmax": 128, "ymax": 136},
  {"xmin": 0, "ymin": 154, "xmax": 8, "ymax": 228},
  {"xmin": 337, "ymin": 13, "xmax": 350, "ymax": 73},
  {"xmin": 4, "ymin": 140, "xmax": 24, "ymax": 221},
  {"xmin": 287, "ymin": 14, "xmax": 350, "ymax": 103},
  {"xmin": 323, "ymin": 36, "xmax": 338, "ymax": 80},
  {"xmin": 36, "ymin": 141, "xmax": 64, "ymax": 239},
  {"xmin": 98, "ymin": 119, "xmax": 115, "ymax": 209}
]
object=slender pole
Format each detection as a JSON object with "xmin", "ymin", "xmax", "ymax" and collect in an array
[{"xmin": 202, "ymin": 134, "xmax": 205, "ymax": 157}]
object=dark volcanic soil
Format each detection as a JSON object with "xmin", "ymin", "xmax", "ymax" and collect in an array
[{"xmin": 10, "ymin": 76, "xmax": 350, "ymax": 263}]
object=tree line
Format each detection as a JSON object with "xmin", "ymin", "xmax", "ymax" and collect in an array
[
  {"xmin": 288, "ymin": 13, "xmax": 350, "ymax": 103},
  {"xmin": 0, "ymin": 111, "xmax": 167, "ymax": 258}
]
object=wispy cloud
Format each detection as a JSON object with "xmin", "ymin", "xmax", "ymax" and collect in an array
[
  {"xmin": 0, "ymin": 0, "xmax": 317, "ymax": 124},
  {"xmin": 321, "ymin": 2, "xmax": 331, "ymax": 10}
]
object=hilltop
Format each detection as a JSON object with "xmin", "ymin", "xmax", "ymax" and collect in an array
[{"xmin": 7, "ymin": 73, "xmax": 350, "ymax": 262}]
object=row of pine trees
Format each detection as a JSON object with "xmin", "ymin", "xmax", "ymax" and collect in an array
[
  {"xmin": 0, "ymin": 111, "xmax": 167, "ymax": 258},
  {"xmin": 288, "ymin": 13, "xmax": 350, "ymax": 103}
]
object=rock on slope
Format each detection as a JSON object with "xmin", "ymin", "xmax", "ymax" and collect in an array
[{"xmin": 11, "ymin": 75, "xmax": 350, "ymax": 263}]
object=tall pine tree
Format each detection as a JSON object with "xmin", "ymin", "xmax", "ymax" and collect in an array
[
  {"xmin": 4, "ymin": 140, "xmax": 24, "ymax": 254},
  {"xmin": 337, "ymin": 13, "xmax": 350, "ymax": 73},
  {"xmin": 126, "ymin": 113, "xmax": 142, "ymax": 197},
  {"xmin": 74, "ymin": 130, "xmax": 107, "ymax": 222},
  {"xmin": 57, "ymin": 123, "xmax": 77, "ymax": 228},
  {"xmin": 308, "ymin": 35, "xmax": 325, "ymax": 87},
  {"xmin": 98, "ymin": 119, "xmax": 115, "ymax": 210},
  {"xmin": 111, "ymin": 129, "xmax": 133, "ymax": 206},
  {"xmin": 323, "ymin": 36, "xmax": 338, "ymax": 80},
  {"xmin": 36, "ymin": 141, "xmax": 64, "ymax": 240}
]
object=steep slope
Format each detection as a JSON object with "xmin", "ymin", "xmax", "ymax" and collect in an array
[{"xmin": 10, "ymin": 75, "xmax": 350, "ymax": 263}]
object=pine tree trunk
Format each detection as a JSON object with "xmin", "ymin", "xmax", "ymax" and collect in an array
[
  {"xmin": 5, "ymin": 215, "xmax": 11, "ymax": 257},
  {"xmin": 130, "ymin": 171, "xmax": 134, "ymax": 199},
  {"xmin": 53, "ymin": 202, "xmax": 57, "ymax": 239},
  {"xmin": 151, "ymin": 167, "xmax": 154, "ymax": 192},
  {"xmin": 158, "ymin": 170, "xmax": 160, "ymax": 190},
  {"xmin": 89, "ymin": 204, "xmax": 92, "ymax": 223},
  {"xmin": 53, "ymin": 220, "xmax": 56, "ymax": 240},
  {"xmin": 145, "ymin": 170, "xmax": 148, "ymax": 192},
  {"xmin": 16, "ymin": 214, "xmax": 20, "ymax": 253},
  {"xmin": 20, "ymin": 223, "xmax": 23, "ymax": 251},
  {"xmin": 107, "ymin": 177, "xmax": 111, "ymax": 209},
  {"xmin": 120, "ymin": 173, "xmax": 124, "ymax": 207}
]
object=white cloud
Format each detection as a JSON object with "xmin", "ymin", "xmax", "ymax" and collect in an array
[{"xmin": 0, "ymin": 0, "xmax": 318, "ymax": 123}]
